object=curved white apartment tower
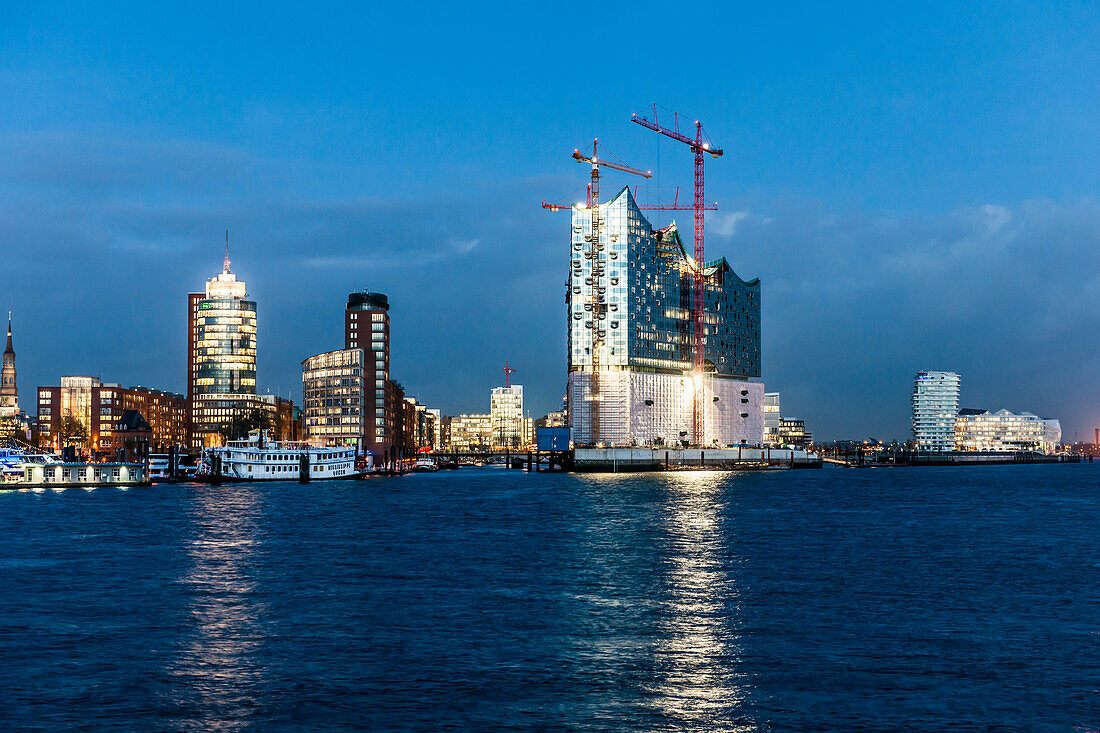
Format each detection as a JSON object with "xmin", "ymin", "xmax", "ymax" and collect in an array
[{"xmin": 912, "ymin": 370, "xmax": 960, "ymax": 451}]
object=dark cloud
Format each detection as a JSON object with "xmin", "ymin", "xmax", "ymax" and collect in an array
[{"xmin": 719, "ymin": 196, "xmax": 1100, "ymax": 440}]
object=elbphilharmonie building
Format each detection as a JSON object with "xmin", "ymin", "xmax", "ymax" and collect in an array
[{"xmin": 566, "ymin": 187, "xmax": 764, "ymax": 447}]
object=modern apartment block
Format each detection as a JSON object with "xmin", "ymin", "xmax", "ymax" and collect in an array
[
  {"xmin": 565, "ymin": 187, "xmax": 764, "ymax": 447},
  {"xmin": 37, "ymin": 376, "xmax": 188, "ymax": 454},
  {"xmin": 188, "ymin": 250, "xmax": 258, "ymax": 447},
  {"xmin": 911, "ymin": 370, "xmax": 961, "ymax": 451}
]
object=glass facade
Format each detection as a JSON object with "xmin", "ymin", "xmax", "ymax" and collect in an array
[
  {"xmin": 302, "ymin": 348, "xmax": 365, "ymax": 448},
  {"xmin": 568, "ymin": 187, "xmax": 760, "ymax": 376},
  {"xmin": 566, "ymin": 186, "xmax": 763, "ymax": 446},
  {"xmin": 189, "ymin": 265, "xmax": 258, "ymax": 444},
  {"xmin": 490, "ymin": 386, "xmax": 525, "ymax": 450},
  {"xmin": 193, "ymin": 299, "xmax": 257, "ymax": 395}
]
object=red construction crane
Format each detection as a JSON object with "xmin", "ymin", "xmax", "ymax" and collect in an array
[
  {"xmin": 632, "ymin": 105, "xmax": 723, "ymax": 446},
  {"xmin": 633, "ymin": 185, "xmax": 717, "ymax": 212},
  {"xmin": 503, "ymin": 361, "xmax": 517, "ymax": 388}
]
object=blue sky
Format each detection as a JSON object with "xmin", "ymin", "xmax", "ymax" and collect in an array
[{"xmin": 3, "ymin": 2, "xmax": 1099, "ymax": 440}]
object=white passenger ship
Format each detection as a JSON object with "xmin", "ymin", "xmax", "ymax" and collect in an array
[{"xmin": 197, "ymin": 433, "xmax": 365, "ymax": 482}]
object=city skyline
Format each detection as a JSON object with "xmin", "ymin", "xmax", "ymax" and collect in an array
[{"xmin": 3, "ymin": 3, "xmax": 1099, "ymax": 440}]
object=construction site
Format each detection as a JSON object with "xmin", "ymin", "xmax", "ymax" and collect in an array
[{"xmin": 544, "ymin": 106, "xmax": 769, "ymax": 452}]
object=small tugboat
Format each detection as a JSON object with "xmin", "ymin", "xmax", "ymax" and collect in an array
[{"xmin": 195, "ymin": 432, "xmax": 365, "ymax": 482}]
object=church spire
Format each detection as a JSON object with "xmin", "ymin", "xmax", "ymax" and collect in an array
[{"xmin": 1, "ymin": 310, "xmax": 15, "ymax": 412}]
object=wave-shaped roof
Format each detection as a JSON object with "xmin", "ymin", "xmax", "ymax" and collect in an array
[{"xmin": 602, "ymin": 186, "xmax": 759, "ymax": 286}]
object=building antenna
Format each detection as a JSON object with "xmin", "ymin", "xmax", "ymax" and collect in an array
[{"xmin": 224, "ymin": 229, "xmax": 231, "ymax": 273}]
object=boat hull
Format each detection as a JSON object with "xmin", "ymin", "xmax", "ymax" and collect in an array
[{"xmin": 192, "ymin": 472, "xmax": 365, "ymax": 484}]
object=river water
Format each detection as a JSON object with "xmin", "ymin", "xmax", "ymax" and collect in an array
[{"xmin": 0, "ymin": 465, "xmax": 1096, "ymax": 731}]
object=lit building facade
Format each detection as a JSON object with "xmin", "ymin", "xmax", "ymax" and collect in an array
[
  {"xmin": 777, "ymin": 417, "xmax": 811, "ymax": 448},
  {"xmin": 912, "ymin": 370, "xmax": 961, "ymax": 451},
  {"xmin": 1044, "ymin": 419, "xmax": 1063, "ymax": 451},
  {"xmin": 763, "ymin": 392, "xmax": 780, "ymax": 445},
  {"xmin": 536, "ymin": 411, "xmax": 567, "ymax": 429},
  {"xmin": 37, "ymin": 376, "xmax": 188, "ymax": 454},
  {"xmin": 491, "ymin": 385, "xmax": 527, "ymax": 449},
  {"xmin": 446, "ymin": 414, "xmax": 493, "ymax": 452},
  {"xmin": 426, "ymin": 408, "xmax": 441, "ymax": 450},
  {"xmin": 301, "ymin": 348, "xmax": 365, "ymax": 449},
  {"xmin": 566, "ymin": 187, "xmax": 763, "ymax": 447},
  {"xmin": 955, "ymin": 409, "xmax": 1061, "ymax": 453},
  {"xmin": 188, "ymin": 252, "xmax": 257, "ymax": 447}
]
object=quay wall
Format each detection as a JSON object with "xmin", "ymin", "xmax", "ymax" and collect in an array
[
  {"xmin": 904, "ymin": 452, "xmax": 1079, "ymax": 466},
  {"xmin": 573, "ymin": 447, "xmax": 821, "ymax": 472}
]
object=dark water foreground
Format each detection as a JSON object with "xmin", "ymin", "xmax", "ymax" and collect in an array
[{"xmin": 0, "ymin": 465, "xmax": 1097, "ymax": 731}]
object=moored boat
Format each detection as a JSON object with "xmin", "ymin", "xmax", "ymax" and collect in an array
[
  {"xmin": 411, "ymin": 455, "xmax": 439, "ymax": 472},
  {"xmin": 195, "ymin": 433, "xmax": 365, "ymax": 482}
]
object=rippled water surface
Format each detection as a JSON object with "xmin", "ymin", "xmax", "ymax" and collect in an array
[{"xmin": 1, "ymin": 465, "xmax": 1098, "ymax": 731}]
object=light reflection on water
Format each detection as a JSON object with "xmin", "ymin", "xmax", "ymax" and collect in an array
[
  {"xmin": 169, "ymin": 485, "xmax": 267, "ymax": 731},
  {"xmin": 0, "ymin": 467, "xmax": 1094, "ymax": 730},
  {"xmin": 651, "ymin": 472, "xmax": 751, "ymax": 730}
]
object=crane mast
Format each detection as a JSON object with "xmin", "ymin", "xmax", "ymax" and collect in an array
[{"xmin": 632, "ymin": 106, "xmax": 723, "ymax": 446}]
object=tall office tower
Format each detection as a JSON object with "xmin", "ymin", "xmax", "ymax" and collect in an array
[
  {"xmin": 188, "ymin": 247, "xmax": 258, "ymax": 447},
  {"xmin": 566, "ymin": 187, "xmax": 764, "ymax": 447},
  {"xmin": 0, "ymin": 313, "xmax": 17, "ymax": 418},
  {"xmin": 912, "ymin": 370, "xmax": 961, "ymax": 451},
  {"xmin": 345, "ymin": 291, "xmax": 393, "ymax": 452}
]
